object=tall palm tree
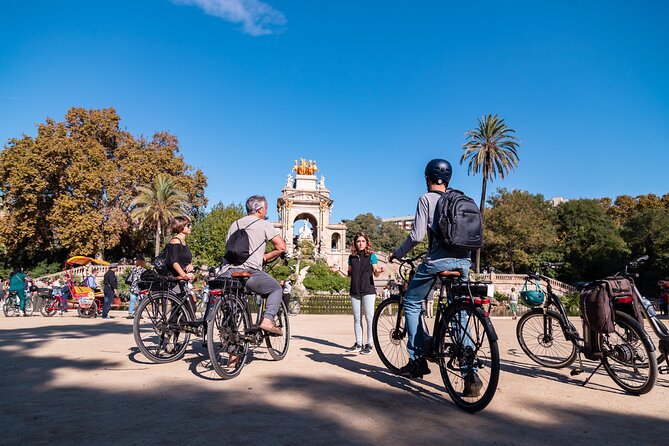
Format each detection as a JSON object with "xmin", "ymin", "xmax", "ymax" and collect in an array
[
  {"xmin": 131, "ymin": 175, "xmax": 189, "ymax": 257},
  {"xmin": 461, "ymin": 114, "xmax": 520, "ymax": 272}
]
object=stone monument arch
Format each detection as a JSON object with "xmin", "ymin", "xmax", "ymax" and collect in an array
[{"xmin": 275, "ymin": 158, "xmax": 347, "ymax": 272}]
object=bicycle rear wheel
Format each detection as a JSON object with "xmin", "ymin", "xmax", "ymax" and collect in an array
[
  {"xmin": 437, "ymin": 302, "xmax": 500, "ymax": 413},
  {"xmin": 372, "ymin": 296, "xmax": 408, "ymax": 374},
  {"xmin": 3, "ymin": 297, "xmax": 17, "ymax": 317},
  {"xmin": 207, "ymin": 296, "xmax": 250, "ymax": 379},
  {"xmin": 133, "ymin": 291, "xmax": 192, "ymax": 363},
  {"xmin": 516, "ymin": 309, "xmax": 577, "ymax": 368},
  {"xmin": 266, "ymin": 301, "xmax": 290, "ymax": 360},
  {"xmin": 601, "ymin": 311, "xmax": 658, "ymax": 395},
  {"xmin": 24, "ymin": 296, "xmax": 34, "ymax": 316},
  {"xmin": 40, "ymin": 298, "xmax": 58, "ymax": 317}
]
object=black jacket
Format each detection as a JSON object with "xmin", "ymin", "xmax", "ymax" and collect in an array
[
  {"xmin": 103, "ymin": 269, "xmax": 118, "ymax": 291},
  {"xmin": 349, "ymin": 253, "xmax": 376, "ymax": 295}
]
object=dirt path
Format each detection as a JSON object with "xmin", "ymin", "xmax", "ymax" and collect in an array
[{"xmin": 0, "ymin": 312, "xmax": 667, "ymax": 445}]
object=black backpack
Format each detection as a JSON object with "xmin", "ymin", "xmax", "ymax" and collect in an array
[
  {"xmin": 432, "ymin": 189, "xmax": 484, "ymax": 250},
  {"xmin": 224, "ymin": 219, "xmax": 263, "ymax": 265},
  {"xmin": 152, "ymin": 237, "xmax": 181, "ymax": 276}
]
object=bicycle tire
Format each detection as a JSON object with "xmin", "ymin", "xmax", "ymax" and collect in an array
[
  {"xmin": 437, "ymin": 302, "xmax": 500, "ymax": 413},
  {"xmin": 78, "ymin": 302, "xmax": 98, "ymax": 318},
  {"xmin": 40, "ymin": 298, "xmax": 58, "ymax": 317},
  {"xmin": 601, "ymin": 311, "xmax": 658, "ymax": 395},
  {"xmin": 372, "ymin": 296, "xmax": 408, "ymax": 374},
  {"xmin": 24, "ymin": 296, "xmax": 34, "ymax": 316},
  {"xmin": 516, "ymin": 309, "xmax": 578, "ymax": 368},
  {"xmin": 207, "ymin": 296, "xmax": 250, "ymax": 379},
  {"xmin": 3, "ymin": 301, "xmax": 16, "ymax": 317},
  {"xmin": 288, "ymin": 300, "xmax": 301, "ymax": 316},
  {"xmin": 266, "ymin": 301, "xmax": 290, "ymax": 360},
  {"xmin": 133, "ymin": 291, "xmax": 192, "ymax": 364}
]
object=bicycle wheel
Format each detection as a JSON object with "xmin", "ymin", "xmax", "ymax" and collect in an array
[
  {"xmin": 40, "ymin": 298, "xmax": 58, "ymax": 317},
  {"xmin": 207, "ymin": 296, "xmax": 250, "ymax": 379},
  {"xmin": 78, "ymin": 302, "xmax": 98, "ymax": 318},
  {"xmin": 516, "ymin": 309, "xmax": 577, "ymax": 368},
  {"xmin": 133, "ymin": 291, "xmax": 192, "ymax": 364},
  {"xmin": 3, "ymin": 299, "xmax": 17, "ymax": 317},
  {"xmin": 24, "ymin": 296, "xmax": 34, "ymax": 316},
  {"xmin": 288, "ymin": 300, "xmax": 300, "ymax": 316},
  {"xmin": 372, "ymin": 296, "xmax": 408, "ymax": 374},
  {"xmin": 437, "ymin": 302, "xmax": 500, "ymax": 413},
  {"xmin": 266, "ymin": 301, "xmax": 290, "ymax": 360},
  {"xmin": 601, "ymin": 311, "xmax": 658, "ymax": 395}
]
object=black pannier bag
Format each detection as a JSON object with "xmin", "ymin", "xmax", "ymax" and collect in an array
[
  {"xmin": 579, "ymin": 281, "xmax": 615, "ymax": 334},
  {"xmin": 603, "ymin": 276, "xmax": 644, "ymax": 326}
]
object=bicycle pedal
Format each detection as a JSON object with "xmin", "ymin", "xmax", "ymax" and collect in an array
[
  {"xmin": 570, "ymin": 368, "xmax": 583, "ymax": 376},
  {"xmin": 659, "ymin": 366, "xmax": 669, "ymax": 375},
  {"xmin": 245, "ymin": 326, "xmax": 261, "ymax": 334}
]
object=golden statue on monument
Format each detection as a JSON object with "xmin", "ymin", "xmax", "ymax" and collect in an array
[{"xmin": 293, "ymin": 158, "xmax": 318, "ymax": 175}]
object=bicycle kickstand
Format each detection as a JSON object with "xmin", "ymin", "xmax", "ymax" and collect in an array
[{"xmin": 579, "ymin": 362, "xmax": 603, "ymax": 387}]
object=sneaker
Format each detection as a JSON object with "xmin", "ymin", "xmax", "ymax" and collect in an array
[
  {"xmin": 360, "ymin": 344, "xmax": 373, "ymax": 355},
  {"xmin": 399, "ymin": 357, "xmax": 431, "ymax": 378},
  {"xmin": 345, "ymin": 343, "xmax": 362, "ymax": 353},
  {"xmin": 463, "ymin": 372, "xmax": 483, "ymax": 397},
  {"xmin": 102, "ymin": 316, "xmax": 112, "ymax": 320},
  {"xmin": 126, "ymin": 314, "xmax": 134, "ymax": 319}
]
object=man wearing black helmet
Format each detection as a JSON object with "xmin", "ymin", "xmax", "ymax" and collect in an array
[{"xmin": 388, "ymin": 159, "xmax": 474, "ymax": 387}]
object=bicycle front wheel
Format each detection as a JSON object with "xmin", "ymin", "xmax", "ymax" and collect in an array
[
  {"xmin": 133, "ymin": 291, "xmax": 192, "ymax": 364},
  {"xmin": 266, "ymin": 301, "xmax": 290, "ymax": 360},
  {"xmin": 601, "ymin": 311, "xmax": 658, "ymax": 395},
  {"xmin": 40, "ymin": 298, "xmax": 58, "ymax": 317},
  {"xmin": 3, "ymin": 299, "xmax": 17, "ymax": 317},
  {"xmin": 372, "ymin": 296, "xmax": 408, "ymax": 374},
  {"xmin": 437, "ymin": 302, "xmax": 500, "ymax": 413},
  {"xmin": 517, "ymin": 309, "xmax": 577, "ymax": 368},
  {"xmin": 24, "ymin": 296, "xmax": 34, "ymax": 316},
  {"xmin": 207, "ymin": 296, "xmax": 250, "ymax": 379}
]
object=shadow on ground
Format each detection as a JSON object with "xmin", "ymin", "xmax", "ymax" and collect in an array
[{"xmin": 0, "ymin": 323, "xmax": 667, "ymax": 446}]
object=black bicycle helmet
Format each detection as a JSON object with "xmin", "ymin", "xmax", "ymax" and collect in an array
[{"xmin": 424, "ymin": 159, "xmax": 452, "ymax": 184}]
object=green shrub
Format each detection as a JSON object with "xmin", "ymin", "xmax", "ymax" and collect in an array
[{"xmin": 302, "ymin": 260, "xmax": 350, "ymax": 292}]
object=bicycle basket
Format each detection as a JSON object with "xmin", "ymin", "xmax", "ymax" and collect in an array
[{"xmin": 520, "ymin": 280, "xmax": 545, "ymax": 307}]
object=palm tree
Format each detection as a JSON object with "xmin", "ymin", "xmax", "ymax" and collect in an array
[
  {"xmin": 461, "ymin": 114, "xmax": 520, "ymax": 272},
  {"xmin": 131, "ymin": 175, "xmax": 189, "ymax": 257}
]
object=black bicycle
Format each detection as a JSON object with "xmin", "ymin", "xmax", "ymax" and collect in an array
[
  {"xmin": 206, "ymin": 271, "xmax": 290, "ymax": 379},
  {"xmin": 372, "ymin": 253, "xmax": 500, "ymax": 413},
  {"xmin": 3, "ymin": 290, "xmax": 34, "ymax": 317},
  {"xmin": 133, "ymin": 276, "xmax": 215, "ymax": 364},
  {"xmin": 516, "ymin": 262, "xmax": 658, "ymax": 395}
]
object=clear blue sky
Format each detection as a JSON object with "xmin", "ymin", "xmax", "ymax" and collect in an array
[{"xmin": 1, "ymin": 0, "xmax": 668, "ymax": 223}]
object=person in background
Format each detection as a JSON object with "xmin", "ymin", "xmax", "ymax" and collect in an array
[
  {"xmin": 84, "ymin": 268, "xmax": 99, "ymax": 291},
  {"xmin": 346, "ymin": 232, "xmax": 384, "ymax": 355},
  {"xmin": 9, "ymin": 267, "xmax": 29, "ymax": 316},
  {"xmin": 282, "ymin": 279, "xmax": 292, "ymax": 310},
  {"xmin": 102, "ymin": 264, "xmax": 118, "ymax": 319},
  {"xmin": 52, "ymin": 278, "xmax": 66, "ymax": 315},
  {"xmin": 127, "ymin": 256, "xmax": 147, "ymax": 319},
  {"xmin": 508, "ymin": 287, "xmax": 519, "ymax": 320}
]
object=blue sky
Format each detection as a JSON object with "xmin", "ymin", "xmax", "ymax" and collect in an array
[{"xmin": 1, "ymin": 0, "xmax": 668, "ymax": 223}]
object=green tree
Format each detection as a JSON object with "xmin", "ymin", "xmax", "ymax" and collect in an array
[
  {"xmin": 302, "ymin": 260, "xmax": 350, "ymax": 292},
  {"xmin": 188, "ymin": 202, "xmax": 245, "ymax": 266},
  {"xmin": 483, "ymin": 189, "xmax": 556, "ymax": 274},
  {"xmin": 461, "ymin": 114, "xmax": 520, "ymax": 272},
  {"xmin": 130, "ymin": 175, "xmax": 190, "ymax": 257},
  {"xmin": 0, "ymin": 107, "xmax": 207, "ymax": 265},
  {"xmin": 555, "ymin": 199, "xmax": 628, "ymax": 281},
  {"xmin": 344, "ymin": 213, "xmax": 407, "ymax": 253}
]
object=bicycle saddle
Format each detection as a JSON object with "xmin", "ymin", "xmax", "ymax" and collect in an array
[
  {"xmin": 231, "ymin": 271, "xmax": 252, "ymax": 278},
  {"xmin": 438, "ymin": 270, "xmax": 461, "ymax": 279}
]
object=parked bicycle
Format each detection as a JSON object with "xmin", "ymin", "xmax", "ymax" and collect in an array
[
  {"xmin": 372, "ymin": 253, "xmax": 500, "ymax": 413},
  {"xmin": 3, "ymin": 290, "xmax": 34, "ymax": 317},
  {"xmin": 610, "ymin": 255, "xmax": 669, "ymax": 374},
  {"xmin": 133, "ymin": 275, "xmax": 215, "ymax": 363},
  {"xmin": 516, "ymin": 262, "xmax": 658, "ymax": 395},
  {"xmin": 40, "ymin": 292, "xmax": 68, "ymax": 317},
  {"xmin": 206, "ymin": 270, "xmax": 290, "ymax": 379}
]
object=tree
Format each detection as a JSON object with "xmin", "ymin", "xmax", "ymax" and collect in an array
[
  {"xmin": 460, "ymin": 114, "xmax": 520, "ymax": 272},
  {"xmin": 0, "ymin": 107, "xmax": 207, "ymax": 265},
  {"xmin": 344, "ymin": 213, "xmax": 407, "ymax": 253},
  {"xmin": 483, "ymin": 189, "xmax": 556, "ymax": 274},
  {"xmin": 188, "ymin": 202, "xmax": 245, "ymax": 266},
  {"xmin": 130, "ymin": 175, "xmax": 190, "ymax": 257},
  {"xmin": 554, "ymin": 199, "xmax": 628, "ymax": 281}
]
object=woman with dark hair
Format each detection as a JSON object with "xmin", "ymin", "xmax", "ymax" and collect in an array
[
  {"xmin": 9, "ymin": 267, "xmax": 28, "ymax": 316},
  {"xmin": 346, "ymin": 232, "xmax": 384, "ymax": 355},
  {"xmin": 167, "ymin": 216, "xmax": 195, "ymax": 282}
]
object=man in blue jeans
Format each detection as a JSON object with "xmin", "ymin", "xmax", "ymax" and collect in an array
[
  {"xmin": 388, "ymin": 159, "xmax": 478, "ymax": 394},
  {"xmin": 102, "ymin": 263, "xmax": 118, "ymax": 319}
]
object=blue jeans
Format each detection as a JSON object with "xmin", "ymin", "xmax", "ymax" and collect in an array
[
  {"xmin": 128, "ymin": 292, "xmax": 140, "ymax": 315},
  {"xmin": 102, "ymin": 289, "xmax": 114, "ymax": 317},
  {"xmin": 404, "ymin": 258, "xmax": 470, "ymax": 360}
]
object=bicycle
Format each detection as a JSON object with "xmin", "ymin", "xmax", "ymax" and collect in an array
[
  {"xmin": 40, "ymin": 293, "xmax": 68, "ymax": 317},
  {"xmin": 287, "ymin": 295, "xmax": 301, "ymax": 316},
  {"xmin": 610, "ymin": 255, "xmax": 669, "ymax": 374},
  {"xmin": 516, "ymin": 262, "xmax": 658, "ymax": 395},
  {"xmin": 133, "ymin": 276, "xmax": 216, "ymax": 364},
  {"xmin": 372, "ymin": 253, "xmax": 500, "ymax": 413},
  {"xmin": 206, "ymin": 271, "xmax": 290, "ymax": 379},
  {"xmin": 3, "ymin": 291, "xmax": 34, "ymax": 317}
]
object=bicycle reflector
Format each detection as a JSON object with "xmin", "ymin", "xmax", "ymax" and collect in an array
[{"xmin": 615, "ymin": 296, "xmax": 633, "ymax": 304}]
